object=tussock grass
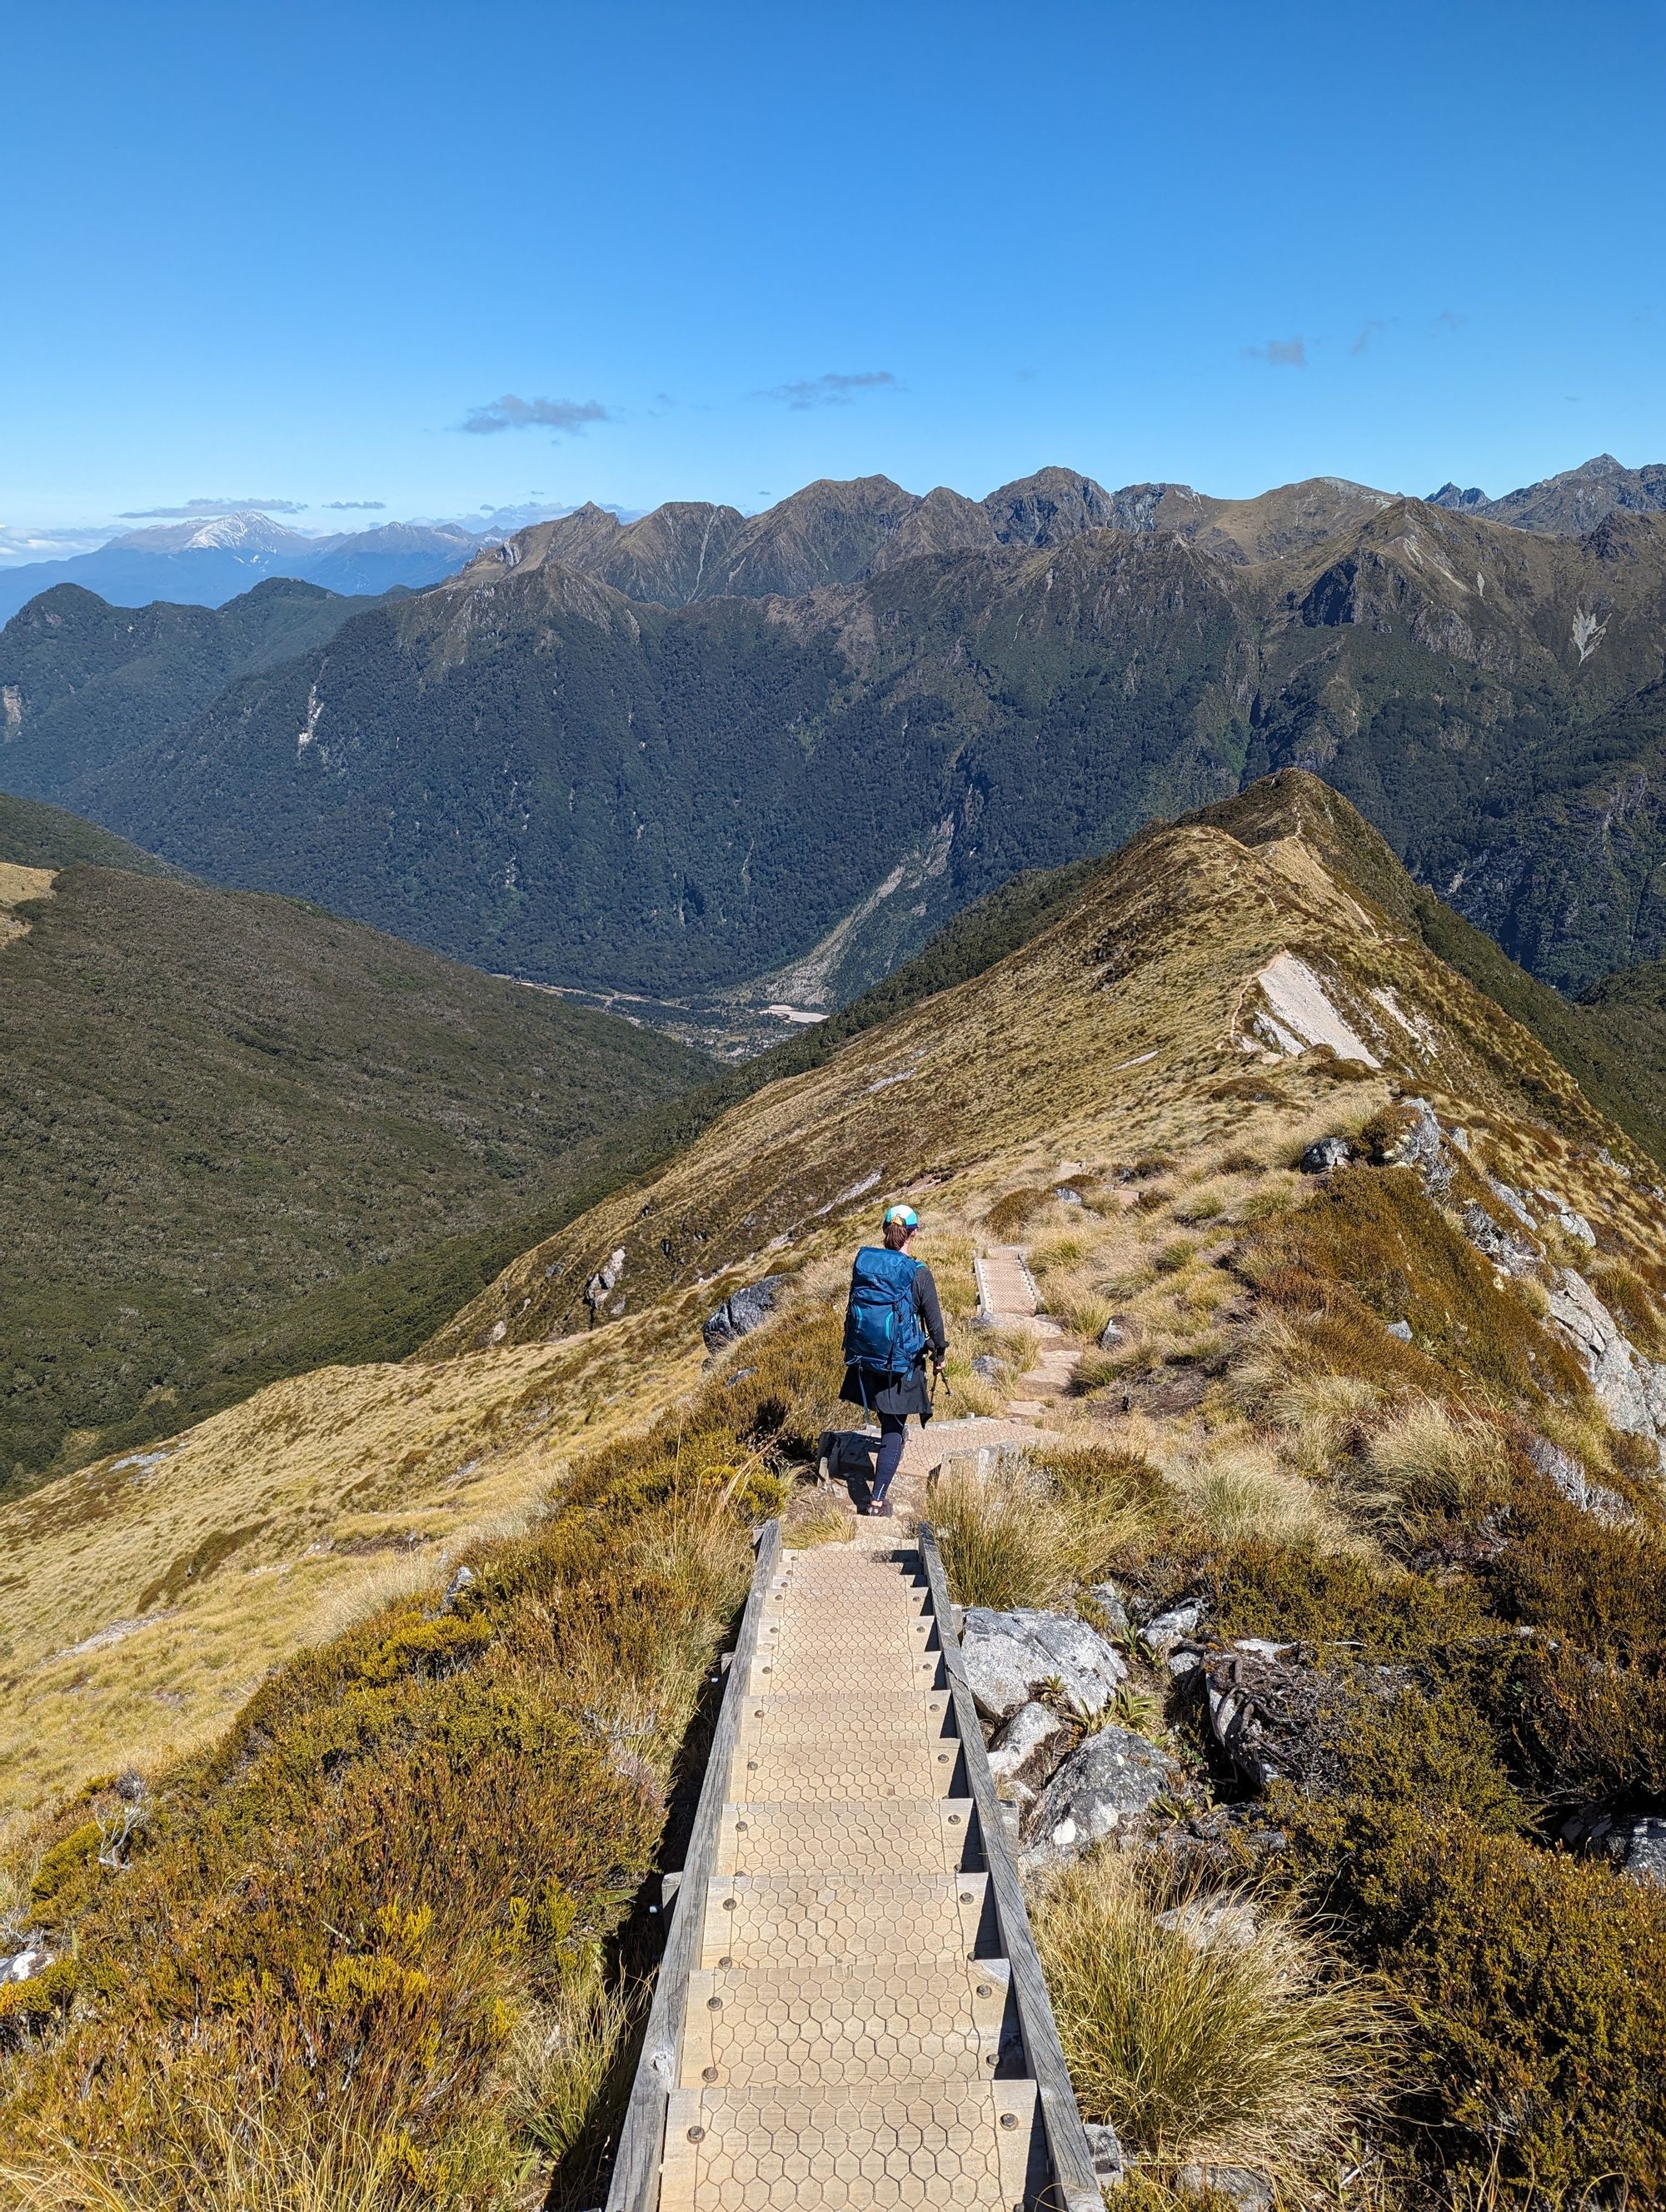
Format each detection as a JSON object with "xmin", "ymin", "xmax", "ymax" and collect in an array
[
  {"xmin": 506, "ymin": 1971, "xmax": 637, "ymax": 2185},
  {"xmin": 1030, "ymin": 1851, "xmax": 1389, "ymax": 2187},
  {"xmin": 781, "ymin": 1494, "xmax": 855, "ymax": 1548},
  {"xmin": 1038, "ymin": 1268, "xmax": 1119, "ymax": 1345},
  {"xmin": 0, "ymin": 2114, "xmax": 436, "ymax": 2212},
  {"xmin": 1349, "ymin": 1398, "xmax": 1514, "ymax": 1542},
  {"xmin": 931, "ymin": 1462, "xmax": 1081, "ymax": 1608},
  {"xmin": 933, "ymin": 1444, "xmax": 1170, "ymax": 1607},
  {"xmin": 1169, "ymin": 1442, "xmax": 1348, "ymax": 1552}
]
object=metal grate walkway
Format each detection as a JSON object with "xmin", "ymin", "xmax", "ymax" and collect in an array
[{"xmin": 610, "ymin": 1498, "xmax": 1106, "ymax": 2211}]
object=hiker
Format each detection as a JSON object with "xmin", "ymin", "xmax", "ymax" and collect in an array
[{"xmin": 840, "ymin": 1203, "xmax": 947, "ymax": 1517}]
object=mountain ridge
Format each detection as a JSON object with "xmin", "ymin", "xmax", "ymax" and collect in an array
[{"xmin": 8, "ymin": 481, "xmax": 1666, "ymax": 1007}]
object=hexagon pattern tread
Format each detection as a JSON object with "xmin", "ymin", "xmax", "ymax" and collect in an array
[{"xmin": 656, "ymin": 1542, "xmax": 1045, "ymax": 2209}]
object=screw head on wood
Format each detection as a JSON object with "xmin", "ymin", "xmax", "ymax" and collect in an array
[
  {"xmin": 718, "ymin": 1955, "xmax": 733, "ymax": 1967},
  {"xmin": 686, "ymin": 2125, "xmax": 706, "ymax": 2141},
  {"xmin": 976, "ymin": 1984, "xmax": 993, "ymax": 1997},
  {"xmin": 735, "ymin": 1821, "xmax": 748, "ymax": 1832},
  {"xmin": 960, "ymin": 1892, "xmax": 975, "ymax": 1903},
  {"xmin": 722, "ymin": 1897, "xmax": 737, "ymax": 1911},
  {"xmin": 1000, "ymin": 2112, "xmax": 1019, "ymax": 2130},
  {"xmin": 707, "ymin": 1996, "xmax": 723, "ymax": 2010},
  {"xmin": 701, "ymin": 2065, "xmax": 719, "ymax": 2081}
]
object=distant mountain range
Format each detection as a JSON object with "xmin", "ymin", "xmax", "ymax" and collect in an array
[
  {"xmin": 0, "ymin": 511, "xmax": 497, "ymax": 624},
  {"xmin": 2, "ymin": 454, "xmax": 1659, "ymax": 628},
  {"xmin": 7, "ymin": 459, "xmax": 1666, "ymax": 1014}
]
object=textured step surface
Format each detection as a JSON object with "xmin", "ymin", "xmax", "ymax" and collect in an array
[{"xmin": 661, "ymin": 1531, "xmax": 1046, "ymax": 2208}]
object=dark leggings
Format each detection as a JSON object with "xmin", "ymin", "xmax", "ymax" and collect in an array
[{"xmin": 873, "ymin": 1412, "xmax": 908, "ymax": 1501}]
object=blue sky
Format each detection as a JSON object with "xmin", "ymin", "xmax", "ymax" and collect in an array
[{"xmin": 5, "ymin": 0, "xmax": 1664, "ymax": 553}]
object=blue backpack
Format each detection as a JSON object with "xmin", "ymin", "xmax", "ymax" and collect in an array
[{"xmin": 844, "ymin": 1246, "xmax": 927, "ymax": 1377}]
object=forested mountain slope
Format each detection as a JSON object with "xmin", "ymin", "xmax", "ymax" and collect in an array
[
  {"xmin": 0, "ymin": 578, "xmax": 373, "ymax": 795},
  {"xmin": 0, "ymin": 849, "xmax": 711, "ymax": 1488},
  {"xmin": 7, "ymin": 771, "xmax": 1666, "ymax": 2209},
  {"xmin": 9, "ymin": 492, "xmax": 1666, "ymax": 1004}
]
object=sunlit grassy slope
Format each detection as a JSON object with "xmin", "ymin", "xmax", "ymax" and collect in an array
[{"xmin": 9, "ymin": 770, "xmax": 1659, "ymax": 1850}]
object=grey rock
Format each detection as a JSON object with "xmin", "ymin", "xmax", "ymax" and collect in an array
[
  {"xmin": 1086, "ymin": 1580, "xmax": 1130, "ymax": 1636},
  {"xmin": 1546, "ymin": 1270, "xmax": 1666, "ymax": 1448},
  {"xmin": 1177, "ymin": 2165, "xmax": 1274, "ymax": 2212},
  {"xmin": 1055, "ymin": 1185, "xmax": 1084, "ymax": 1206},
  {"xmin": 1083, "ymin": 2121, "xmax": 1125, "ymax": 2185},
  {"xmin": 1384, "ymin": 1097, "xmax": 1453, "ymax": 1196},
  {"xmin": 986, "ymin": 1701, "xmax": 1074, "ymax": 1799},
  {"xmin": 1488, "ymin": 1174, "xmax": 1538, "ymax": 1228},
  {"xmin": 960, "ymin": 1607, "xmax": 1128, "ymax": 1724},
  {"xmin": 1560, "ymin": 1808, "xmax": 1666, "ymax": 1886},
  {"xmin": 970, "ymin": 1353, "xmax": 1001, "ymax": 1380},
  {"xmin": 702, "ymin": 1273, "xmax": 788, "ymax": 1353},
  {"xmin": 1142, "ymin": 1599, "xmax": 1204, "ymax": 1657},
  {"xmin": 1020, "ymin": 1724, "xmax": 1180, "ymax": 1865},
  {"xmin": 1526, "ymin": 1435, "xmax": 1630, "ymax": 1524},
  {"xmin": 1097, "ymin": 1317, "xmax": 1126, "ymax": 1349},
  {"xmin": 1537, "ymin": 1188, "xmax": 1597, "ymax": 1245},
  {"xmin": 439, "ymin": 1564, "xmax": 476, "ymax": 1614},
  {"xmin": 1299, "ymin": 1135, "xmax": 1350, "ymax": 1174},
  {"xmin": 1386, "ymin": 1318, "xmax": 1413, "ymax": 1343},
  {"xmin": 2, "ymin": 1940, "xmax": 54, "ymax": 1985},
  {"xmin": 1462, "ymin": 1201, "xmax": 1542, "ymax": 1277},
  {"xmin": 584, "ymin": 1245, "xmax": 627, "ymax": 1309}
]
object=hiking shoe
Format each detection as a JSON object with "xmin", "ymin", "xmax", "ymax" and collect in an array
[{"xmin": 865, "ymin": 1500, "xmax": 895, "ymax": 1517}]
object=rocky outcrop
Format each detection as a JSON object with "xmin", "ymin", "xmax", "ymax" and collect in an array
[
  {"xmin": 1020, "ymin": 1724, "xmax": 1180, "ymax": 1865},
  {"xmin": 1546, "ymin": 1270, "xmax": 1666, "ymax": 1451},
  {"xmin": 1378, "ymin": 1097, "xmax": 1454, "ymax": 1196},
  {"xmin": 1526, "ymin": 1435, "xmax": 1630, "ymax": 1524},
  {"xmin": 702, "ymin": 1274, "xmax": 788, "ymax": 1353},
  {"xmin": 985, "ymin": 1700, "xmax": 1074, "ymax": 1806},
  {"xmin": 1461, "ymin": 1202, "xmax": 1542, "ymax": 1277},
  {"xmin": 960, "ymin": 1607, "xmax": 1127, "ymax": 1724}
]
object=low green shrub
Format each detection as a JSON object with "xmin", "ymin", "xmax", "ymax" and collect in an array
[{"xmin": 1308, "ymin": 1811, "xmax": 1666, "ymax": 2200}]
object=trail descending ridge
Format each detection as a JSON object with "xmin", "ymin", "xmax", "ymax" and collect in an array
[
  {"xmin": 630, "ymin": 1503, "xmax": 1105, "ymax": 2210},
  {"xmin": 976, "ymin": 1243, "xmax": 1082, "ymax": 1417}
]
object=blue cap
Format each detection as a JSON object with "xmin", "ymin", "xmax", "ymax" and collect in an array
[{"xmin": 884, "ymin": 1203, "xmax": 919, "ymax": 1228}]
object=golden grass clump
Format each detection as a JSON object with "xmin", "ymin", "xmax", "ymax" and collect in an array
[
  {"xmin": 930, "ymin": 1444, "xmax": 1173, "ymax": 1608},
  {"xmin": 930, "ymin": 1462, "xmax": 1082, "ymax": 1609},
  {"xmin": 1030, "ymin": 1851, "xmax": 1389, "ymax": 2190},
  {"xmin": 505, "ymin": 1970, "xmax": 637, "ymax": 2187},
  {"xmin": 1354, "ymin": 1398, "xmax": 1514, "ymax": 1535},
  {"xmin": 1168, "ymin": 1441, "xmax": 1349, "ymax": 1552}
]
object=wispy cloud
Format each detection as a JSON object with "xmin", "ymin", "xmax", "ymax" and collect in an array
[
  {"xmin": 753, "ymin": 370, "xmax": 900, "ymax": 410},
  {"xmin": 1350, "ymin": 318, "xmax": 1389, "ymax": 355},
  {"xmin": 118, "ymin": 496, "xmax": 306, "ymax": 518},
  {"xmin": 1242, "ymin": 337, "xmax": 1306, "ymax": 368},
  {"xmin": 1434, "ymin": 309, "xmax": 1468, "ymax": 332},
  {"xmin": 323, "ymin": 499, "xmax": 387, "ymax": 511},
  {"xmin": 457, "ymin": 394, "xmax": 611, "ymax": 436},
  {"xmin": 0, "ymin": 521, "xmax": 119, "ymax": 562}
]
